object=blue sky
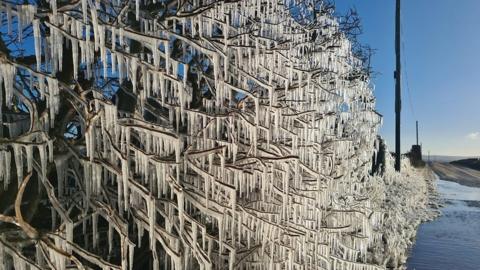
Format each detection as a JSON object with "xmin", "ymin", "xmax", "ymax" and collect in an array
[{"xmin": 334, "ymin": 0, "xmax": 480, "ymax": 156}]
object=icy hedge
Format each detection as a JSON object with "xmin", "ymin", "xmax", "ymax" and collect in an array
[
  {"xmin": 0, "ymin": 0, "xmax": 434, "ymax": 269},
  {"xmin": 371, "ymin": 154, "xmax": 438, "ymax": 269}
]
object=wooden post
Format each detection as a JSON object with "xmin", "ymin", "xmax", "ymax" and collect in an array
[{"xmin": 395, "ymin": 0, "xmax": 402, "ymax": 171}]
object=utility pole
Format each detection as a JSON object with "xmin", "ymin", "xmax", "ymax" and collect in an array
[
  {"xmin": 395, "ymin": 0, "xmax": 402, "ymax": 171},
  {"xmin": 416, "ymin": 120, "xmax": 419, "ymax": 145}
]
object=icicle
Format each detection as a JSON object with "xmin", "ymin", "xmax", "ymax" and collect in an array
[
  {"xmin": 92, "ymin": 213, "xmax": 98, "ymax": 249},
  {"xmin": 130, "ymin": 58, "xmax": 139, "ymax": 92},
  {"xmin": 148, "ymin": 195, "xmax": 156, "ymax": 250},
  {"xmin": 153, "ymin": 40, "xmax": 159, "ymax": 68},
  {"xmin": 129, "ymin": 243, "xmax": 135, "ymax": 270},
  {"xmin": 135, "ymin": 0, "xmax": 140, "ymax": 21},
  {"xmin": 17, "ymin": 5, "xmax": 24, "ymax": 41},
  {"xmin": 6, "ymin": 5, "xmax": 12, "ymax": 35},
  {"xmin": 48, "ymin": 139, "xmax": 54, "ymax": 162},
  {"xmin": 36, "ymin": 244, "xmax": 44, "ymax": 268},
  {"xmin": 38, "ymin": 144, "xmax": 47, "ymax": 181},
  {"xmin": 33, "ymin": 19, "xmax": 42, "ymax": 71},
  {"xmin": 229, "ymin": 249, "xmax": 235, "ymax": 270},
  {"xmin": 0, "ymin": 63, "xmax": 16, "ymax": 109},
  {"xmin": 72, "ymin": 39, "xmax": 79, "ymax": 79},
  {"xmin": 117, "ymin": 53, "xmax": 124, "ymax": 82},
  {"xmin": 164, "ymin": 40, "xmax": 170, "ymax": 74},
  {"xmin": 192, "ymin": 222, "xmax": 197, "ymax": 248},
  {"xmin": 119, "ymin": 27, "xmax": 124, "ymax": 47},
  {"xmin": 66, "ymin": 221, "xmax": 73, "ymax": 250},
  {"xmin": 218, "ymin": 218, "xmax": 224, "ymax": 254},
  {"xmin": 0, "ymin": 237, "xmax": 4, "ymax": 268},
  {"xmin": 13, "ymin": 144, "xmax": 23, "ymax": 184},
  {"xmin": 153, "ymin": 251, "xmax": 159, "ymax": 270},
  {"xmin": 178, "ymin": 191, "xmax": 184, "ymax": 233},
  {"xmin": 50, "ymin": 0, "xmax": 57, "ymax": 17},
  {"xmin": 108, "ymin": 223, "xmax": 114, "ymax": 254},
  {"xmin": 99, "ymin": 24, "xmax": 107, "ymax": 78},
  {"xmin": 0, "ymin": 151, "xmax": 7, "ymax": 187},
  {"xmin": 85, "ymin": 125, "xmax": 95, "ymax": 162},
  {"xmin": 111, "ymin": 51, "xmax": 117, "ymax": 75},
  {"xmin": 81, "ymin": 0, "xmax": 87, "ymax": 22},
  {"xmin": 46, "ymin": 77, "xmax": 60, "ymax": 126},
  {"xmin": 136, "ymin": 220, "xmax": 144, "ymax": 247},
  {"xmin": 111, "ymin": 27, "xmax": 117, "ymax": 48},
  {"xmin": 183, "ymin": 63, "xmax": 188, "ymax": 87},
  {"xmin": 25, "ymin": 145, "xmax": 33, "ymax": 172},
  {"xmin": 122, "ymin": 158, "xmax": 129, "ymax": 211}
]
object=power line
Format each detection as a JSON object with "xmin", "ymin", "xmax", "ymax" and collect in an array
[{"xmin": 400, "ymin": 18, "xmax": 416, "ymax": 119}]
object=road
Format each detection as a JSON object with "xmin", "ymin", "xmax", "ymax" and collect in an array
[{"xmin": 430, "ymin": 162, "xmax": 480, "ymax": 188}]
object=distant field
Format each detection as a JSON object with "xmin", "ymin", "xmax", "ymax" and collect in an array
[
  {"xmin": 425, "ymin": 155, "xmax": 477, "ymax": 163},
  {"xmin": 451, "ymin": 158, "xmax": 480, "ymax": 171},
  {"xmin": 430, "ymin": 162, "xmax": 480, "ymax": 188}
]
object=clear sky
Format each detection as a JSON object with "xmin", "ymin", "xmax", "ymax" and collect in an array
[{"xmin": 333, "ymin": 0, "xmax": 480, "ymax": 157}]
